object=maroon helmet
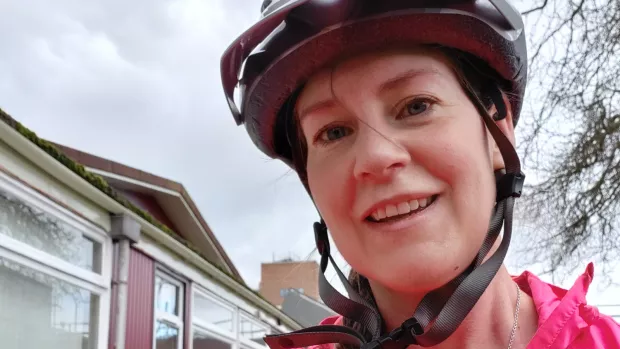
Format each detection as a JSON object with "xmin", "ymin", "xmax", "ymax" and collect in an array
[{"xmin": 221, "ymin": 0, "xmax": 527, "ymax": 166}]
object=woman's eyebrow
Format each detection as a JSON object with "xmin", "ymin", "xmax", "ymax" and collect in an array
[
  {"xmin": 298, "ymin": 68, "xmax": 441, "ymax": 120},
  {"xmin": 297, "ymin": 99, "xmax": 337, "ymax": 121},
  {"xmin": 378, "ymin": 68, "xmax": 441, "ymax": 94}
]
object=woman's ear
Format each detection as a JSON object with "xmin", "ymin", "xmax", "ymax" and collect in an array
[{"xmin": 491, "ymin": 94, "xmax": 516, "ymax": 171}]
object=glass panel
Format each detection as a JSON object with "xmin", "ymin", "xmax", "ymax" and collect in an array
[
  {"xmin": 193, "ymin": 330, "xmax": 232, "ymax": 349},
  {"xmin": 0, "ymin": 189, "xmax": 101, "ymax": 273},
  {"xmin": 193, "ymin": 293, "xmax": 234, "ymax": 332},
  {"xmin": 155, "ymin": 275, "xmax": 179, "ymax": 316},
  {"xmin": 155, "ymin": 321, "xmax": 179, "ymax": 349},
  {"xmin": 240, "ymin": 315, "xmax": 268, "ymax": 345},
  {"xmin": 0, "ymin": 256, "xmax": 99, "ymax": 349}
]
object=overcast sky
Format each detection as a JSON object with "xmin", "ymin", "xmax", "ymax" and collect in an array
[{"xmin": 0, "ymin": 0, "xmax": 618, "ymax": 309}]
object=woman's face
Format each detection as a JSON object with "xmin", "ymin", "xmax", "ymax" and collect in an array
[{"xmin": 296, "ymin": 48, "xmax": 514, "ymax": 293}]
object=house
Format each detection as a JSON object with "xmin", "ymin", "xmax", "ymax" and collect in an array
[{"xmin": 0, "ymin": 108, "xmax": 301, "ymax": 349}]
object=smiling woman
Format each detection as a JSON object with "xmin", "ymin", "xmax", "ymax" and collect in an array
[
  {"xmin": 219, "ymin": 1, "xmax": 620, "ymax": 348},
  {"xmin": 297, "ymin": 47, "xmax": 506, "ymax": 297}
]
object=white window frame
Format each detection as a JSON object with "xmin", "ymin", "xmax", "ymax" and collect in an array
[
  {"xmin": 191, "ymin": 286, "xmax": 238, "ymax": 341},
  {"xmin": 238, "ymin": 311, "xmax": 271, "ymax": 349},
  {"xmin": 0, "ymin": 170, "xmax": 112, "ymax": 349},
  {"xmin": 153, "ymin": 269, "xmax": 185, "ymax": 349},
  {"xmin": 0, "ymin": 171, "xmax": 111, "ymax": 281}
]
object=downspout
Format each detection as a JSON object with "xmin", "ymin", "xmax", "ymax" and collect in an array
[
  {"xmin": 111, "ymin": 214, "xmax": 141, "ymax": 349},
  {"xmin": 114, "ymin": 239, "xmax": 131, "ymax": 349}
]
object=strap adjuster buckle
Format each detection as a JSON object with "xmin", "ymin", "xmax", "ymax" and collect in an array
[
  {"xmin": 361, "ymin": 318, "xmax": 423, "ymax": 349},
  {"xmin": 496, "ymin": 171, "xmax": 525, "ymax": 201}
]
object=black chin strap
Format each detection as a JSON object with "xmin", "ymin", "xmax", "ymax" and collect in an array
[{"xmin": 265, "ymin": 85, "xmax": 525, "ymax": 349}]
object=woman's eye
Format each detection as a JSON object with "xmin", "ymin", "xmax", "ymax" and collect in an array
[
  {"xmin": 397, "ymin": 99, "xmax": 432, "ymax": 119},
  {"xmin": 317, "ymin": 125, "xmax": 352, "ymax": 144}
]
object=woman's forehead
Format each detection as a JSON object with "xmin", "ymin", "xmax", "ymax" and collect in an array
[{"xmin": 296, "ymin": 48, "xmax": 456, "ymax": 110}]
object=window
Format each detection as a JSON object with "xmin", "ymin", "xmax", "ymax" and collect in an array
[
  {"xmin": 191, "ymin": 289, "xmax": 236, "ymax": 349},
  {"xmin": 193, "ymin": 291, "xmax": 235, "ymax": 333},
  {"xmin": 0, "ymin": 172, "xmax": 111, "ymax": 349},
  {"xmin": 154, "ymin": 271, "xmax": 184, "ymax": 349},
  {"xmin": 239, "ymin": 314, "xmax": 269, "ymax": 347},
  {"xmin": 0, "ymin": 256, "xmax": 100, "ymax": 348},
  {"xmin": 192, "ymin": 329, "xmax": 233, "ymax": 349},
  {"xmin": 190, "ymin": 288, "xmax": 273, "ymax": 349},
  {"xmin": 0, "ymin": 189, "xmax": 102, "ymax": 273}
]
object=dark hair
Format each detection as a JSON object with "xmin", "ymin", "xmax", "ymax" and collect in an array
[{"xmin": 279, "ymin": 45, "xmax": 512, "ymax": 346}]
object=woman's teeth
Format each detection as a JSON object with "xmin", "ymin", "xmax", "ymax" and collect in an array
[{"xmin": 369, "ymin": 196, "xmax": 435, "ymax": 222}]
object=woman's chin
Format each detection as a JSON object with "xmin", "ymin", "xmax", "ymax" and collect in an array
[{"xmin": 364, "ymin": 250, "xmax": 474, "ymax": 294}]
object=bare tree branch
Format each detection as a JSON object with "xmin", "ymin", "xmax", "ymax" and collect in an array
[
  {"xmin": 515, "ymin": 0, "xmax": 620, "ymax": 281},
  {"xmin": 522, "ymin": 0, "xmax": 550, "ymax": 16}
]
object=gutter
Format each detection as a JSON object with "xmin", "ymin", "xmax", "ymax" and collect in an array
[{"xmin": 0, "ymin": 118, "xmax": 302, "ymax": 331}]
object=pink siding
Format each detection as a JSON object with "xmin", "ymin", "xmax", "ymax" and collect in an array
[{"xmin": 125, "ymin": 248, "xmax": 155, "ymax": 349}]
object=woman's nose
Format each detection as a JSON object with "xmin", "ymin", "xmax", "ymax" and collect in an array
[{"xmin": 352, "ymin": 126, "xmax": 411, "ymax": 181}]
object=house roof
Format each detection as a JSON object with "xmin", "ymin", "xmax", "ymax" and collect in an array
[
  {"xmin": 52, "ymin": 142, "xmax": 242, "ymax": 281},
  {"xmin": 0, "ymin": 108, "xmax": 242, "ymax": 282}
]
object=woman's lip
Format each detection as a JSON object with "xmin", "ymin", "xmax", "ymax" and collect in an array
[
  {"xmin": 362, "ymin": 194, "xmax": 440, "ymax": 232},
  {"xmin": 360, "ymin": 192, "xmax": 440, "ymax": 220}
]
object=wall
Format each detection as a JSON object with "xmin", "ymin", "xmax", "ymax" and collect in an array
[{"xmin": 259, "ymin": 261, "xmax": 320, "ymax": 306}]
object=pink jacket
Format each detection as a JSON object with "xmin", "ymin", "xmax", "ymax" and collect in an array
[{"xmin": 312, "ymin": 263, "xmax": 620, "ymax": 349}]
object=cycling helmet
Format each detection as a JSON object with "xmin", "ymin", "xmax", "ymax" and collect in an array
[{"xmin": 220, "ymin": 1, "xmax": 527, "ymax": 348}]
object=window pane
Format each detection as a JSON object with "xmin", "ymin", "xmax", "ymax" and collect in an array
[
  {"xmin": 240, "ymin": 316, "xmax": 268, "ymax": 345},
  {"xmin": 193, "ymin": 293, "xmax": 234, "ymax": 332},
  {"xmin": 155, "ymin": 321, "xmax": 179, "ymax": 349},
  {"xmin": 0, "ymin": 189, "xmax": 101, "ymax": 273},
  {"xmin": 0, "ymin": 256, "xmax": 99, "ymax": 349},
  {"xmin": 155, "ymin": 275, "xmax": 179, "ymax": 316},
  {"xmin": 193, "ymin": 330, "xmax": 232, "ymax": 349}
]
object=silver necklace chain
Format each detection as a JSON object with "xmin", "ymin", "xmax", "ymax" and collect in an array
[{"xmin": 507, "ymin": 285, "xmax": 521, "ymax": 349}]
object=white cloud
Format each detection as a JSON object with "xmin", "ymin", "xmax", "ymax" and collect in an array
[{"xmin": 0, "ymin": 0, "xmax": 344, "ymax": 291}]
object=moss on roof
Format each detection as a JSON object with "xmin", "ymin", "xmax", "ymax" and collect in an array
[{"xmin": 0, "ymin": 107, "xmax": 280, "ymax": 311}]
